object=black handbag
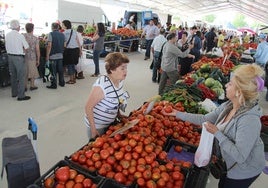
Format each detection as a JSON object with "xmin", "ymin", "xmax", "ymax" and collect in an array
[
  {"xmin": 209, "ymin": 139, "xmax": 237, "ymax": 179},
  {"xmin": 209, "ymin": 157, "xmax": 227, "ymax": 179}
]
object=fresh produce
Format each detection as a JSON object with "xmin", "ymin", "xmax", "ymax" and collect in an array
[
  {"xmin": 43, "ymin": 164, "xmax": 98, "ymax": 188},
  {"xmin": 112, "ymin": 27, "xmax": 139, "ymax": 37},
  {"xmin": 69, "ymin": 101, "xmax": 202, "ymax": 187},
  {"xmin": 191, "ymin": 56, "xmax": 234, "ymax": 75}
]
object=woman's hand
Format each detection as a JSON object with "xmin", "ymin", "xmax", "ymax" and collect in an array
[
  {"xmin": 91, "ymin": 126, "xmax": 99, "ymax": 139},
  {"xmin": 203, "ymin": 121, "xmax": 219, "ymax": 134},
  {"xmin": 161, "ymin": 108, "xmax": 178, "ymax": 117}
]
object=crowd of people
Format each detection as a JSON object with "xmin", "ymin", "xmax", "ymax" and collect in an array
[
  {"xmin": 138, "ymin": 20, "xmax": 268, "ymax": 97},
  {"xmin": 5, "ymin": 19, "xmax": 106, "ymax": 100}
]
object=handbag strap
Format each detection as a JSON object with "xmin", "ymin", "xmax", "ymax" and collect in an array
[
  {"xmin": 66, "ymin": 29, "xmax": 73, "ymax": 48},
  {"xmin": 105, "ymin": 76, "xmax": 120, "ymax": 105}
]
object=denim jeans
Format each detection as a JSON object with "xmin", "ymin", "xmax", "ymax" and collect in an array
[
  {"xmin": 152, "ymin": 51, "xmax": 160, "ymax": 81},
  {"xmin": 145, "ymin": 39, "xmax": 153, "ymax": 58},
  {"xmin": 93, "ymin": 50, "xmax": 101, "ymax": 75},
  {"xmin": 49, "ymin": 59, "xmax": 65, "ymax": 87}
]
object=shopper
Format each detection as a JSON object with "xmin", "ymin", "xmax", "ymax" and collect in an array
[
  {"xmin": 204, "ymin": 27, "xmax": 217, "ymax": 53},
  {"xmin": 253, "ymin": 33, "xmax": 268, "ymax": 101},
  {"xmin": 46, "ymin": 22, "xmax": 65, "ymax": 89},
  {"xmin": 141, "ymin": 19, "xmax": 159, "ymax": 60},
  {"xmin": 151, "ymin": 28, "xmax": 167, "ymax": 83},
  {"xmin": 158, "ymin": 33, "xmax": 194, "ymax": 95},
  {"xmin": 84, "ymin": 52, "xmax": 130, "ymax": 140},
  {"xmin": 190, "ymin": 30, "xmax": 202, "ymax": 62},
  {"xmin": 89, "ymin": 22, "xmax": 105, "ymax": 77},
  {"xmin": 62, "ymin": 20, "xmax": 81, "ymax": 84},
  {"xmin": 75, "ymin": 25, "xmax": 85, "ymax": 79},
  {"xmin": 178, "ymin": 31, "xmax": 194, "ymax": 76},
  {"xmin": 23, "ymin": 23, "xmax": 40, "ymax": 91},
  {"xmin": 253, "ymin": 33, "xmax": 268, "ymax": 68},
  {"xmin": 162, "ymin": 64, "xmax": 266, "ymax": 188},
  {"xmin": 5, "ymin": 19, "xmax": 30, "ymax": 101}
]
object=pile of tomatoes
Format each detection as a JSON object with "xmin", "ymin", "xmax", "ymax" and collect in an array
[
  {"xmin": 68, "ymin": 101, "xmax": 200, "ymax": 188},
  {"xmin": 43, "ymin": 164, "xmax": 98, "ymax": 188}
]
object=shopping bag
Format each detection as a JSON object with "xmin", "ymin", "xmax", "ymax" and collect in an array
[{"xmin": 194, "ymin": 124, "xmax": 214, "ymax": 167}]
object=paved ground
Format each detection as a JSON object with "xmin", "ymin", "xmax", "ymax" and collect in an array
[{"xmin": 0, "ymin": 51, "xmax": 267, "ymax": 187}]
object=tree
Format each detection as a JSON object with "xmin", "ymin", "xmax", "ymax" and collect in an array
[
  {"xmin": 203, "ymin": 14, "xmax": 216, "ymax": 23},
  {"xmin": 232, "ymin": 14, "xmax": 247, "ymax": 28}
]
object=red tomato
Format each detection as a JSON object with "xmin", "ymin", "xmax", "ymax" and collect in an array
[
  {"xmin": 100, "ymin": 149, "xmax": 110, "ymax": 160},
  {"xmin": 137, "ymin": 177, "xmax": 145, "ymax": 187},
  {"xmin": 142, "ymin": 169, "xmax": 152, "ymax": 180},
  {"xmin": 174, "ymin": 145, "xmax": 183, "ymax": 153},
  {"xmin": 82, "ymin": 178, "xmax": 92, "ymax": 188},
  {"xmin": 55, "ymin": 166, "xmax": 70, "ymax": 183},
  {"xmin": 114, "ymin": 151, "xmax": 124, "ymax": 160},
  {"xmin": 74, "ymin": 174, "xmax": 85, "ymax": 183},
  {"xmin": 69, "ymin": 169, "xmax": 78, "ymax": 180},
  {"xmin": 106, "ymin": 156, "xmax": 116, "ymax": 165},
  {"xmin": 156, "ymin": 178, "xmax": 165, "ymax": 187},
  {"xmin": 92, "ymin": 153, "xmax": 101, "ymax": 162},
  {"xmin": 164, "ymin": 106, "xmax": 173, "ymax": 113},
  {"xmin": 146, "ymin": 179, "xmax": 157, "ymax": 188},
  {"xmin": 65, "ymin": 180, "xmax": 75, "ymax": 188},
  {"xmin": 114, "ymin": 172, "xmax": 126, "ymax": 184},
  {"xmin": 71, "ymin": 152, "xmax": 79, "ymax": 162},
  {"xmin": 93, "ymin": 137, "xmax": 104, "ymax": 148},
  {"xmin": 73, "ymin": 183, "xmax": 83, "ymax": 188},
  {"xmin": 78, "ymin": 154, "xmax": 87, "ymax": 164},
  {"xmin": 44, "ymin": 177, "xmax": 54, "ymax": 188},
  {"xmin": 158, "ymin": 151, "xmax": 167, "ymax": 160}
]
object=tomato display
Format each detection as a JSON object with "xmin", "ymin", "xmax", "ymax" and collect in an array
[{"xmin": 42, "ymin": 163, "xmax": 98, "ymax": 188}]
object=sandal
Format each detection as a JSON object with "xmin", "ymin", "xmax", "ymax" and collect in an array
[
  {"xmin": 90, "ymin": 74, "xmax": 99, "ymax": 77},
  {"xmin": 66, "ymin": 80, "xmax": 75, "ymax": 84}
]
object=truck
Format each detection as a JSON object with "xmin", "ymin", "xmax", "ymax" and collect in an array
[
  {"xmin": 123, "ymin": 10, "xmax": 159, "ymax": 30},
  {"xmin": 58, "ymin": 0, "xmax": 111, "ymax": 27}
]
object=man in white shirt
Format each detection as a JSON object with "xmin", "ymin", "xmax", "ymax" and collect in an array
[
  {"xmin": 141, "ymin": 19, "xmax": 159, "ymax": 60},
  {"xmin": 151, "ymin": 28, "xmax": 167, "ymax": 83},
  {"xmin": 5, "ymin": 19, "xmax": 30, "ymax": 101}
]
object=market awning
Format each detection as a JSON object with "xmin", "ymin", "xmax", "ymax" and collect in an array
[{"xmin": 97, "ymin": 0, "xmax": 268, "ymax": 25}]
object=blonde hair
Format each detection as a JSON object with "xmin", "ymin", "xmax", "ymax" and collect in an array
[{"xmin": 232, "ymin": 64, "xmax": 264, "ymax": 105}]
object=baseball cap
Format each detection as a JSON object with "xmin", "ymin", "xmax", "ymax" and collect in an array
[{"xmin": 258, "ymin": 33, "xmax": 267, "ymax": 39}]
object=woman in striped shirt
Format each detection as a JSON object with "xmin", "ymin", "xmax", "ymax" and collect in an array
[{"xmin": 85, "ymin": 52, "xmax": 130, "ymax": 139}]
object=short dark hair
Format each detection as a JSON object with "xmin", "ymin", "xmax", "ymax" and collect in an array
[
  {"xmin": 167, "ymin": 33, "xmax": 176, "ymax": 40},
  {"xmin": 105, "ymin": 52, "xmax": 130, "ymax": 74},
  {"xmin": 191, "ymin": 25, "xmax": 197, "ymax": 30},
  {"xmin": 62, "ymin": 20, "xmax": 72, "ymax": 29},
  {"xmin": 159, "ymin": 28, "xmax": 165, "ymax": 34},
  {"xmin": 77, "ymin": 25, "xmax": 84, "ymax": 33},
  {"xmin": 183, "ymin": 31, "xmax": 188, "ymax": 37},
  {"xmin": 25, "ymin": 23, "xmax": 34, "ymax": 33},
  {"xmin": 51, "ymin": 22, "xmax": 60, "ymax": 30}
]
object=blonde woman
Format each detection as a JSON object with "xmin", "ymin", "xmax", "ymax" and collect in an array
[{"xmin": 163, "ymin": 64, "xmax": 266, "ymax": 188}]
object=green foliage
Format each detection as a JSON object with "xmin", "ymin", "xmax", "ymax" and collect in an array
[
  {"xmin": 203, "ymin": 14, "xmax": 216, "ymax": 23},
  {"xmin": 232, "ymin": 14, "xmax": 247, "ymax": 28}
]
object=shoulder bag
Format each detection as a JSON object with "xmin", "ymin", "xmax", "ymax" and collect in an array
[
  {"xmin": 209, "ymin": 139, "xmax": 237, "ymax": 179},
  {"xmin": 156, "ymin": 41, "xmax": 167, "ymax": 70}
]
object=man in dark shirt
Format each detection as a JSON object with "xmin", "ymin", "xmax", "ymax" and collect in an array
[
  {"xmin": 46, "ymin": 23, "xmax": 65, "ymax": 89},
  {"xmin": 205, "ymin": 27, "xmax": 217, "ymax": 53}
]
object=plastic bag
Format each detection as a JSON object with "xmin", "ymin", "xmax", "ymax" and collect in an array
[
  {"xmin": 194, "ymin": 123, "xmax": 214, "ymax": 167},
  {"xmin": 199, "ymin": 98, "xmax": 218, "ymax": 112}
]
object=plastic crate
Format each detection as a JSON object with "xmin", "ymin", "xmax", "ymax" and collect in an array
[
  {"xmin": 31, "ymin": 160, "xmax": 103, "ymax": 188},
  {"xmin": 164, "ymin": 138, "xmax": 197, "ymax": 164},
  {"xmin": 184, "ymin": 165, "xmax": 209, "ymax": 188},
  {"xmin": 99, "ymin": 178, "xmax": 138, "ymax": 188},
  {"xmin": 64, "ymin": 141, "xmax": 99, "ymax": 176}
]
